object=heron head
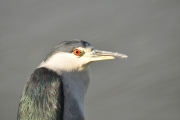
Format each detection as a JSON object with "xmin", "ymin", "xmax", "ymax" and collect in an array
[{"xmin": 39, "ymin": 39, "xmax": 127, "ymax": 72}]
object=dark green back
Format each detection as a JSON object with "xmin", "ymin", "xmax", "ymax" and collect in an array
[{"xmin": 17, "ymin": 67, "xmax": 63, "ymax": 120}]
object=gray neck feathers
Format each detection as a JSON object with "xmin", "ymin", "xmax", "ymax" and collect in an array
[{"xmin": 61, "ymin": 68, "xmax": 90, "ymax": 120}]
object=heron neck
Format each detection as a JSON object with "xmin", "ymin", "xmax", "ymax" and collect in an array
[{"xmin": 61, "ymin": 68, "xmax": 90, "ymax": 120}]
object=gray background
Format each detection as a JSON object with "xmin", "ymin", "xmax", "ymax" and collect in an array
[{"xmin": 0, "ymin": 0, "xmax": 180, "ymax": 120}]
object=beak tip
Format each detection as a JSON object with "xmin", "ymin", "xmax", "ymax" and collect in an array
[
  {"xmin": 116, "ymin": 54, "xmax": 128, "ymax": 59},
  {"xmin": 124, "ymin": 55, "xmax": 128, "ymax": 58}
]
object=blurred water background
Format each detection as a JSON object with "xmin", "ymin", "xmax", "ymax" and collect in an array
[{"xmin": 0, "ymin": 0, "xmax": 180, "ymax": 120}]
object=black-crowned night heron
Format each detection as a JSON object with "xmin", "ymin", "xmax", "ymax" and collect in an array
[{"xmin": 17, "ymin": 39, "xmax": 128, "ymax": 120}]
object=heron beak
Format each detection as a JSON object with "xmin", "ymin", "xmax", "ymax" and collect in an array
[{"xmin": 87, "ymin": 49, "xmax": 128, "ymax": 62}]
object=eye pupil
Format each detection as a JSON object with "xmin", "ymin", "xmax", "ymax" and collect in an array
[{"xmin": 73, "ymin": 49, "xmax": 82, "ymax": 56}]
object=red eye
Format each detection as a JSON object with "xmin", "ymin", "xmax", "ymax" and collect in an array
[{"xmin": 73, "ymin": 49, "xmax": 82, "ymax": 56}]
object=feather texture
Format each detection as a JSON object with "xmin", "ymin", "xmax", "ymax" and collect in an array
[{"xmin": 17, "ymin": 67, "xmax": 63, "ymax": 120}]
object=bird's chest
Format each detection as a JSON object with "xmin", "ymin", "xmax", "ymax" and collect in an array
[{"xmin": 61, "ymin": 70, "xmax": 90, "ymax": 120}]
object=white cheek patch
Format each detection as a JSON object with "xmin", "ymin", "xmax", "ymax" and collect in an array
[
  {"xmin": 38, "ymin": 46, "xmax": 94, "ymax": 73},
  {"xmin": 38, "ymin": 52, "xmax": 90, "ymax": 73}
]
